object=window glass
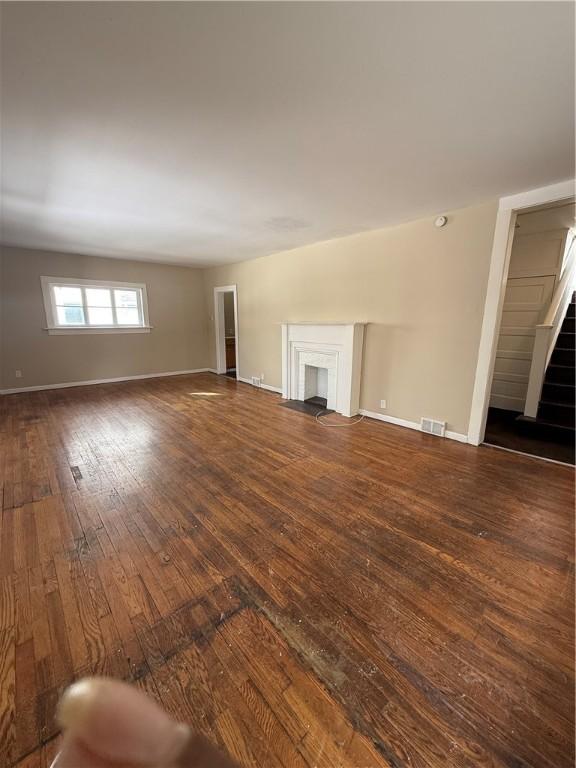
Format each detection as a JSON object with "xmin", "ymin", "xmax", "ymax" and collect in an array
[
  {"xmin": 114, "ymin": 289, "xmax": 140, "ymax": 325},
  {"xmin": 114, "ymin": 289, "xmax": 138, "ymax": 308},
  {"xmin": 116, "ymin": 307, "xmax": 140, "ymax": 325},
  {"xmin": 56, "ymin": 306, "xmax": 85, "ymax": 325},
  {"xmin": 86, "ymin": 288, "xmax": 112, "ymax": 307},
  {"xmin": 54, "ymin": 286, "xmax": 82, "ymax": 306},
  {"xmin": 87, "ymin": 306, "xmax": 114, "ymax": 325}
]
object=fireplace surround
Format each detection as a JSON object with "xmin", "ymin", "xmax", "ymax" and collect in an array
[{"xmin": 281, "ymin": 323, "xmax": 366, "ymax": 417}]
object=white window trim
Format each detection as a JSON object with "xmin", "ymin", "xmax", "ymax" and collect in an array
[{"xmin": 40, "ymin": 276, "xmax": 152, "ymax": 335}]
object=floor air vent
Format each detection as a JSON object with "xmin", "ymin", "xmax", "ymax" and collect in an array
[{"xmin": 421, "ymin": 417, "xmax": 446, "ymax": 437}]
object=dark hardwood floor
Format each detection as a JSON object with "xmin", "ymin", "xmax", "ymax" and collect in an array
[
  {"xmin": 484, "ymin": 407, "xmax": 575, "ymax": 465},
  {"xmin": 0, "ymin": 373, "xmax": 574, "ymax": 768}
]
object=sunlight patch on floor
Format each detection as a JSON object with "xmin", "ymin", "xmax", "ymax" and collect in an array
[{"xmin": 187, "ymin": 391, "xmax": 224, "ymax": 397}]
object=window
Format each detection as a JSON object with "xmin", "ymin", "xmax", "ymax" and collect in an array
[{"xmin": 41, "ymin": 277, "xmax": 150, "ymax": 334}]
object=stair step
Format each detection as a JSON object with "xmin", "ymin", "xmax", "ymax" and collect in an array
[
  {"xmin": 557, "ymin": 331, "xmax": 575, "ymax": 350},
  {"xmin": 538, "ymin": 400, "xmax": 575, "ymax": 428},
  {"xmin": 542, "ymin": 381, "xmax": 575, "ymax": 404},
  {"xmin": 561, "ymin": 317, "xmax": 575, "ymax": 334},
  {"xmin": 545, "ymin": 364, "xmax": 574, "ymax": 385},
  {"xmin": 516, "ymin": 414, "xmax": 575, "ymax": 444},
  {"xmin": 550, "ymin": 346, "xmax": 575, "ymax": 367},
  {"xmin": 566, "ymin": 303, "xmax": 575, "ymax": 318}
]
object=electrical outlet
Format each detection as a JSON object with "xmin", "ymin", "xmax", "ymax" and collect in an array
[
  {"xmin": 251, "ymin": 376, "xmax": 261, "ymax": 388},
  {"xmin": 260, "ymin": 372, "xmax": 265, "ymax": 382},
  {"xmin": 380, "ymin": 399, "xmax": 386, "ymax": 409},
  {"xmin": 15, "ymin": 370, "xmax": 22, "ymax": 379}
]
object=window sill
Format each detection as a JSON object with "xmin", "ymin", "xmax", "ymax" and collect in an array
[{"xmin": 44, "ymin": 326, "xmax": 152, "ymax": 335}]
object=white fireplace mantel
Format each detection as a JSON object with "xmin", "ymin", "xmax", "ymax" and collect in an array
[{"xmin": 281, "ymin": 322, "xmax": 366, "ymax": 417}]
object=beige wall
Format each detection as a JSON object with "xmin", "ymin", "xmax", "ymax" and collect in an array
[
  {"xmin": 1, "ymin": 201, "xmax": 499, "ymax": 435},
  {"xmin": 0, "ymin": 246, "xmax": 210, "ymax": 389},
  {"xmin": 203, "ymin": 201, "xmax": 498, "ymax": 435}
]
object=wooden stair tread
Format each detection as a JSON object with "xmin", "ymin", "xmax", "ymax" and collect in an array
[{"xmin": 517, "ymin": 414, "xmax": 575, "ymax": 432}]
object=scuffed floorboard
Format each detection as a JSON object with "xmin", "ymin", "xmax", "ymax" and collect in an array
[{"xmin": 0, "ymin": 373, "xmax": 573, "ymax": 767}]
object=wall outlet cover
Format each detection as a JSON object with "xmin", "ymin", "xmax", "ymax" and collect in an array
[
  {"xmin": 251, "ymin": 376, "xmax": 261, "ymax": 387},
  {"xmin": 380, "ymin": 399, "xmax": 386, "ymax": 409},
  {"xmin": 15, "ymin": 370, "xmax": 22, "ymax": 378}
]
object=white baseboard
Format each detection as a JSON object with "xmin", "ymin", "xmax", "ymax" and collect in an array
[
  {"xmin": 0, "ymin": 368, "xmax": 213, "ymax": 395},
  {"xmin": 237, "ymin": 375, "xmax": 282, "ymax": 394},
  {"xmin": 359, "ymin": 409, "xmax": 468, "ymax": 443},
  {"xmin": 447, "ymin": 432, "xmax": 469, "ymax": 444},
  {"xmin": 262, "ymin": 383, "xmax": 282, "ymax": 394}
]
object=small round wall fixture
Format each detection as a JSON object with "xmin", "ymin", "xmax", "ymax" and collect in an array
[{"xmin": 435, "ymin": 215, "xmax": 448, "ymax": 228}]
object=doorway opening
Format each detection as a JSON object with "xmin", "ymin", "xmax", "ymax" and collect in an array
[
  {"xmin": 214, "ymin": 285, "xmax": 239, "ymax": 380},
  {"xmin": 476, "ymin": 193, "xmax": 575, "ymax": 464}
]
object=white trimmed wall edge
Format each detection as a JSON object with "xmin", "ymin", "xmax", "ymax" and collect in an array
[
  {"xmin": 0, "ymin": 368, "xmax": 218, "ymax": 395},
  {"xmin": 359, "ymin": 409, "xmax": 468, "ymax": 443}
]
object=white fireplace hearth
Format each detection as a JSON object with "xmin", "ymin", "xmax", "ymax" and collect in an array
[{"xmin": 281, "ymin": 323, "xmax": 366, "ymax": 417}]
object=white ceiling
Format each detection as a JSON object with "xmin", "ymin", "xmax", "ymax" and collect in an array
[{"xmin": 1, "ymin": 2, "xmax": 574, "ymax": 266}]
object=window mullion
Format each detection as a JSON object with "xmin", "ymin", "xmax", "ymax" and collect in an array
[
  {"xmin": 111, "ymin": 289, "xmax": 118, "ymax": 326},
  {"xmin": 50, "ymin": 286, "xmax": 59, "ymax": 327},
  {"xmin": 81, "ymin": 286, "xmax": 89, "ymax": 326},
  {"xmin": 136, "ymin": 289, "xmax": 144, "ymax": 326}
]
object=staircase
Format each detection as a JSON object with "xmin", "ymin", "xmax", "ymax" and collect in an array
[{"xmin": 517, "ymin": 291, "xmax": 575, "ymax": 442}]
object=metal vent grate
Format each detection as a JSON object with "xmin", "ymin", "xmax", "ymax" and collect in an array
[{"xmin": 421, "ymin": 417, "xmax": 446, "ymax": 437}]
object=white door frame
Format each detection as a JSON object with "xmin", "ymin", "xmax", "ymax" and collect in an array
[
  {"xmin": 468, "ymin": 179, "xmax": 575, "ymax": 445},
  {"xmin": 213, "ymin": 285, "xmax": 239, "ymax": 378}
]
